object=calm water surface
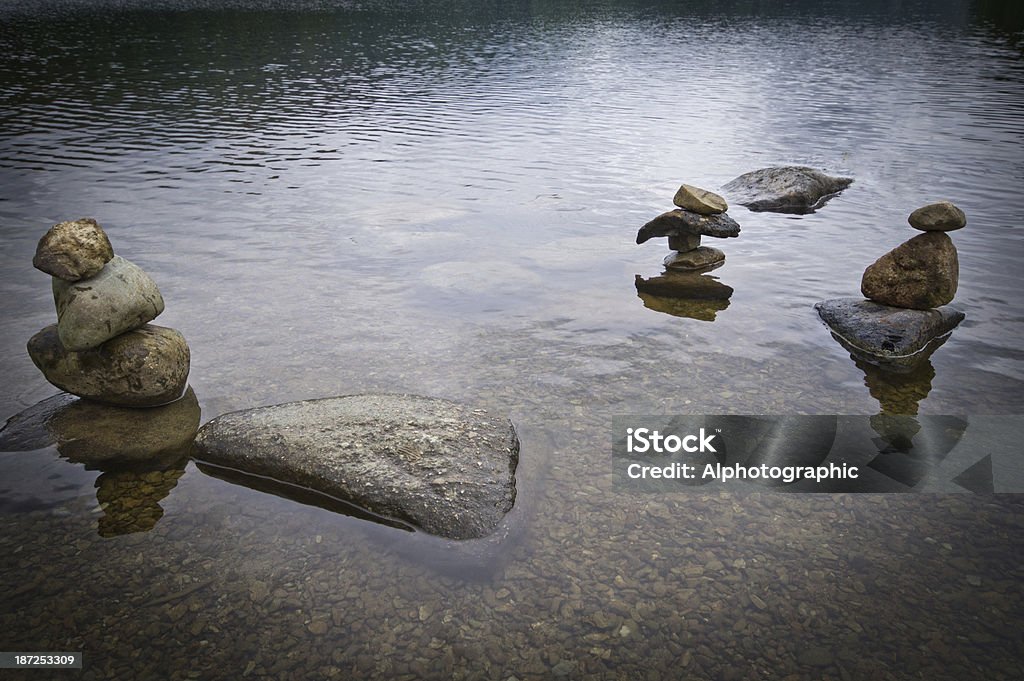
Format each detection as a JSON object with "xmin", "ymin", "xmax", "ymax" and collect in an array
[{"xmin": 1, "ymin": 1, "xmax": 1023, "ymax": 679}]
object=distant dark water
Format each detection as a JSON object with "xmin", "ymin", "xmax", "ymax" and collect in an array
[{"xmin": 1, "ymin": 2, "xmax": 1023, "ymax": 679}]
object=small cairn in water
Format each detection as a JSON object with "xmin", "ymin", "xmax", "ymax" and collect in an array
[
  {"xmin": 27, "ymin": 218, "xmax": 190, "ymax": 407},
  {"xmin": 636, "ymin": 183, "xmax": 740, "ymax": 271},
  {"xmin": 815, "ymin": 201, "xmax": 967, "ymax": 367}
]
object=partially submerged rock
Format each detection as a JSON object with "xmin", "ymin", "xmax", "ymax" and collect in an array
[
  {"xmin": 33, "ymin": 217, "xmax": 114, "ymax": 281},
  {"xmin": 815, "ymin": 298, "xmax": 964, "ymax": 366},
  {"xmin": 663, "ymin": 246, "xmax": 725, "ymax": 271},
  {"xmin": 193, "ymin": 394, "xmax": 519, "ymax": 540},
  {"xmin": 908, "ymin": 201, "xmax": 967, "ymax": 232},
  {"xmin": 722, "ymin": 166, "xmax": 852, "ymax": 213},
  {"xmin": 27, "ymin": 324, "xmax": 190, "ymax": 407},
  {"xmin": 636, "ymin": 209, "xmax": 740, "ymax": 244},
  {"xmin": 0, "ymin": 388, "xmax": 199, "ymax": 464},
  {"xmin": 861, "ymin": 232, "xmax": 958, "ymax": 310},
  {"xmin": 673, "ymin": 184, "xmax": 728, "ymax": 215},
  {"xmin": 52, "ymin": 255, "xmax": 165, "ymax": 350}
]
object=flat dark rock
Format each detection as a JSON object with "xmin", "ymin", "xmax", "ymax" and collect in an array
[
  {"xmin": 722, "ymin": 166, "xmax": 852, "ymax": 214},
  {"xmin": 192, "ymin": 394, "xmax": 519, "ymax": 540},
  {"xmin": 815, "ymin": 298, "xmax": 964, "ymax": 363},
  {"xmin": 636, "ymin": 209, "xmax": 740, "ymax": 244}
]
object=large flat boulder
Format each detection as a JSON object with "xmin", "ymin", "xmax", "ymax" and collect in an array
[
  {"xmin": 192, "ymin": 394, "xmax": 520, "ymax": 540},
  {"xmin": 815, "ymin": 298, "xmax": 964, "ymax": 365},
  {"xmin": 722, "ymin": 166, "xmax": 852, "ymax": 213}
]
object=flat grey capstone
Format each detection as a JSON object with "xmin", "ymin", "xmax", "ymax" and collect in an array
[
  {"xmin": 815, "ymin": 298, "xmax": 964, "ymax": 360},
  {"xmin": 636, "ymin": 209, "xmax": 741, "ymax": 244},
  {"xmin": 722, "ymin": 166, "xmax": 853, "ymax": 213},
  {"xmin": 193, "ymin": 394, "xmax": 520, "ymax": 540}
]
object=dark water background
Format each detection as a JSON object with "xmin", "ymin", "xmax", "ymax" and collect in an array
[{"xmin": 1, "ymin": 1, "xmax": 1022, "ymax": 679}]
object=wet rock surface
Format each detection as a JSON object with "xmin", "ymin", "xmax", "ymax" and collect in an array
[
  {"xmin": 722, "ymin": 166, "xmax": 853, "ymax": 213},
  {"xmin": 861, "ymin": 232, "xmax": 958, "ymax": 310},
  {"xmin": 663, "ymin": 246, "xmax": 726, "ymax": 271},
  {"xmin": 193, "ymin": 394, "xmax": 519, "ymax": 540},
  {"xmin": 27, "ymin": 324, "xmax": 190, "ymax": 407},
  {"xmin": 908, "ymin": 201, "xmax": 967, "ymax": 232},
  {"xmin": 52, "ymin": 255, "xmax": 165, "ymax": 350},
  {"xmin": 32, "ymin": 217, "xmax": 114, "ymax": 281},
  {"xmin": 636, "ymin": 209, "xmax": 741, "ymax": 243},
  {"xmin": 672, "ymin": 184, "xmax": 728, "ymax": 215},
  {"xmin": 0, "ymin": 388, "xmax": 200, "ymax": 464},
  {"xmin": 815, "ymin": 298, "xmax": 964, "ymax": 362}
]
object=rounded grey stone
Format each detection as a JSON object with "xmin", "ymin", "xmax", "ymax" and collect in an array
[
  {"xmin": 908, "ymin": 201, "xmax": 967, "ymax": 232},
  {"xmin": 33, "ymin": 217, "xmax": 114, "ymax": 281},
  {"xmin": 27, "ymin": 324, "xmax": 190, "ymax": 407},
  {"xmin": 52, "ymin": 255, "xmax": 165, "ymax": 351}
]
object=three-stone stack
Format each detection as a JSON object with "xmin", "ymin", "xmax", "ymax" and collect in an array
[
  {"xmin": 815, "ymin": 201, "xmax": 967, "ymax": 368},
  {"xmin": 27, "ymin": 218, "xmax": 190, "ymax": 407},
  {"xmin": 636, "ymin": 183, "xmax": 741, "ymax": 270}
]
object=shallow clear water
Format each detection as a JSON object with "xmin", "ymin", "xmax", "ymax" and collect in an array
[{"xmin": 1, "ymin": 1, "xmax": 1023, "ymax": 679}]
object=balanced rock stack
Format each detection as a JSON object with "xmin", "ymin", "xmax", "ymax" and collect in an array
[
  {"xmin": 27, "ymin": 218, "xmax": 190, "ymax": 407},
  {"xmin": 636, "ymin": 183, "xmax": 740, "ymax": 270},
  {"xmin": 815, "ymin": 202, "xmax": 967, "ymax": 368}
]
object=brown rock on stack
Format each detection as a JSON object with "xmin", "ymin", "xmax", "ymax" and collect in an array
[
  {"xmin": 636, "ymin": 183, "xmax": 740, "ymax": 271},
  {"xmin": 26, "ymin": 218, "xmax": 191, "ymax": 407},
  {"xmin": 861, "ymin": 202, "xmax": 964, "ymax": 310}
]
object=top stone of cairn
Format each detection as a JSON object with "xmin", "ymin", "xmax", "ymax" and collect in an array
[
  {"xmin": 673, "ymin": 184, "xmax": 728, "ymax": 215},
  {"xmin": 907, "ymin": 201, "xmax": 966, "ymax": 232},
  {"xmin": 33, "ymin": 218, "xmax": 114, "ymax": 281}
]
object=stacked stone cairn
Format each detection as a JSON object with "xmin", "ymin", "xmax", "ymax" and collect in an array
[
  {"xmin": 27, "ymin": 218, "xmax": 190, "ymax": 407},
  {"xmin": 815, "ymin": 201, "xmax": 966, "ymax": 368},
  {"xmin": 635, "ymin": 183, "xmax": 741, "ymax": 270}
]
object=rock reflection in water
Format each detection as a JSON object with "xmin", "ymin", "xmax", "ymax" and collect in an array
[
  {"xmin": 634, "ymin": 270, "xmax": 733, "ymax": 321},
  {"xmin": 0, "ymin": 387, "xmax": 201, "ymax": 464},
  {"xmin": 0, "ymin": 388, "xmax": 200, "ymax": 536},
  {"xmin": 95, "ymin": 457, "xmax": 188, "ymax": 537}
]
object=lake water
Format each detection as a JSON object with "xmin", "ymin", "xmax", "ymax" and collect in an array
[{"xmin": 1, "ymin": 1, "xmax": 1023, "ymax": 679}]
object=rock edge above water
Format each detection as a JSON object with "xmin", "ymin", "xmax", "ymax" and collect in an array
[
  {"xmin": 722, "ymin": 166, "xmax": 853, "ymax": 214},
  {"xmin": 193, "ymin": 394, "xmax": 520, "ymax": 541},
  {"xmin": 815, "ymin": 298, "xmax": 964, "ymax": 363}
]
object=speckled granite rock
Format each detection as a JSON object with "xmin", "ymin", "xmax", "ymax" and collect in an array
[
  {"xmin": 193, "ymin": 394, "xmax": 519, "ymax": 540},
  {"xmin": 861, "ymin": 232, "xmax": 958, "ymax": 310},
  {"xmin": 722, "ymin": 166, "xmax": 852, "ymax": 213}
]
